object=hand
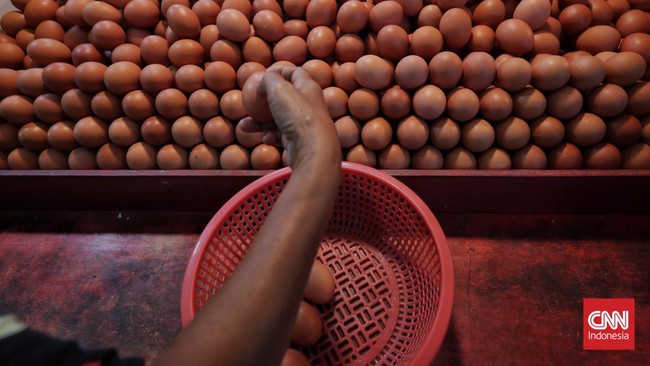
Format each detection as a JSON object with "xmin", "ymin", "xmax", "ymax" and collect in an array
[{"xmin": 257, "ymin": 66, "xmax": 341, "ymax": 169}]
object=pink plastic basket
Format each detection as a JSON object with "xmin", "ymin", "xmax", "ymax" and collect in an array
[{"xmin": 181, "ymin": 162, "xmax": 454, "ymax": 365}]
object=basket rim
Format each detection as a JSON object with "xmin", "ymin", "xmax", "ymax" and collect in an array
[{"xmin": 180, "ymin": 162, "xmax": 454, "ymax": 365}]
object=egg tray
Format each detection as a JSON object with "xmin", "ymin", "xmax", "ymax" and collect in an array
[{"xmin": 2, "ymin": 0, "xmax": 650, "ymax": 171}]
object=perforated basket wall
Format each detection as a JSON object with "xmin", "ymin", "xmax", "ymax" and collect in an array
[{"xmin": 181, "ymin": 162, "xmax": 454, "ymax": 366}]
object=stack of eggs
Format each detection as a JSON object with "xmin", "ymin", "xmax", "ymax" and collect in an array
[{"xmin": 0, "ymin": 0, "xmax": 649, "ymax": 170}]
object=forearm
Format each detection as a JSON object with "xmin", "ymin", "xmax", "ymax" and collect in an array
[{"xmin": 154, "ymin": 151, "xmax": 340, "ymax": 366}]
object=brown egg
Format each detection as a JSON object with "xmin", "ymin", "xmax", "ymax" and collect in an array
[
  {"xmin": 566, "ymin": 112, "xmax": 606, "ymax": 146},
  {"xmin": 529, "ymin": 115, "xmax": 565, "ymax": 148},
  {"xmin": 233, "ymin": 118, "xmax": 263, "ymax": 148},
  {"xmin": 512, "ymin": 144, "xmax": 547, "ymax": 169},
  {"xmin": 439, "ymin": 8, "xmax": 472, "ymax": 49},
  {"xmin": 620, "ymin": 33, "xmax": 650, "ymax": 64},
  {"xmin": 64, "ymin": 0, "xmax": 93, "ymax": 25},
  {"xmin": 26, "ymin": 39, "xmax": 71, "ymax": 66},
  {"xmin": 477, "ymin": 147, "xmax": 511, "ymax": 170},
  {"xmin": 378, "ymin": 86, "xmax": 409, "ymax": 120},
  {"xmin": 42, "ymin": 62, "xmax": 76, "ymax": 94},
  {"xmin": 546, "ymin": 86, "xmax": 583, "ymax": 120},
  {"xmin": 603, "ymin": 52, "xmax": 646, "ymax": 87},
  {"xmin": 418, "ymin": 4, "xmax": 443, "ymax": 28},
  {"xmin": 252, "ymin": 10, "xmax": 284, "ymax": 43},
  {"xmin": 615, "ymin": 10, "xmax": 650, "ymax": 37},
  {"xmin": 250, "ymin": 144, "xmax": 281, "ymax": 169},
  {"xmin": 160, "ymin": 0, "xmax": 191, "ymax": 15},
  {"xmin": 104, "ymin": 61, "xmax": 141, "ymax": 95},
  {"xmin": 15, "ymin": 29, "xmax": 35, "ymax": 52},
  {"xmin": 154, "ymin": 88, "xmax": 187, "ymax": 120},
  {"xmin": 461, "ymin": 118, "xmax": 495, "ymax": 153},
  {"xmin": 126, "ymin": 142, "xmax": 157, "ymax": 169},
  {"xmin": 155, "ymin": 143, "xmax": 188, "ymax": 169},
  {"xmin": 188, "ymin": 143, "xmax": 219, "ymax": 169},
  {"xmin": 368, "ymin": 1, "xmax": 403, "ymax": 32},
  {"xmin": 236, "ymin": 62, "xmax": 266, "ymax": 89},
  {"xmin": 284, "ymin": 19, "xmax": 309, "ymax": 39},
  {"xmin": 354, "ymin": 55, "xmax": 394, "ymax": 91},
  {"xmin": 67, "ymin": 146, "xmax": 97, "ymax": 169},
  {"xmin": 252, "ymin": 0, "xmax": 282, "ymax": 16},
  {"xmin": 586, "ymin": 84, "xmax": 628, "ymax": 118},
  {"xmin": 322, "ymin": 86, "xmax": 348, "ymax": 119},
  {"xmin": 306, "ymin": 26, "xmax": 336, "ymax": 59},
  {"xmin": 121, "ymin": 0, "xmax": 158, "ymax": 29},
  {"xmin": 37, "ymin": 148, "xmax": 68, "ymax": 169},
  {"xmin": 364, "ymin": 33, "xmax": 379, "ymax": 55},
  {"xmin": 332, "ymin": 62, "xmax": 359, "ymax": 93},
  {"xmin": 606, "ymin": 114, "xmax": 642, "ymax": 147},
  {"xmin": 444, "ymin": 147, "xmax": 477, "ymax": 169},
  {"xmin": 496, "ymin": 19, "xmax": 534, "ymax": 55},
  {"xmin": 622, "ymin": 143, "xmax": 650, "ymax": 169},
  {"xmin": 513, "ymin": 0, "xmax": 551, "ymax": 30},
  {"xmin": 203, "ymin": 116, "xmax": 234, "ymax": 148},
  {"xmin": 73, "ymin": 62, "xmax": 106, "ymax": 94},
  {"xmin": 0, "ymin": 69, "xmax": 19, "ymax": 99},
  {"xmin": 8, "ymin": 147, "xmax": 40, "ymax": 169},
  {"xmin": 410, "ymin": 145, "xmax": 443, "ymax": 169},
  {"xmin": 71, "ymin": 43, "xmax": 104, "ymax": 65},
  {"xmin": 411, "ymin": 85, "xmax": 445, "ymax": 121},
  {"xmin": 495, "ymin": 117, "xmax": 531, "ymax": 150},
  {"xmin": 531, "ymin": 55, "xmax": 570, "ymax": 91},
  {"xmin": 172, "ymin": 65, "xmax": 203, "ymax": 94},
  {"xmin": 82, "ymin": 1, "xmax": 121, "ymax": 26},
  {"xmin": 333, "ymin": 34, "xmax": 364, "ymax": 63},
  {"xmin": 361, "ymin": 117, "xmax": 392, "ymax": 150},
  {"xmin": 186, "ymin": 89, "xmax": 219, "ymax": 121},
  {"xmin": 122, "ymin": 90, "xmax": 155, "ymax": 121},
  {"xmin": 472, "ymin": 0, "xmax": 506, "ymax": 29},
  {"xmin": 576, "ymin": 25, "xmax": 621, "ymax": 54},
  {"xmin": 91, "ymin": 91, "xmax": 122, "ymax": 121},
  {"xmin": 165, "ymin": 4, "xmax": 201, "ymax": 39},
  {"xmin": 378, "ymin": 143, "xmax": 410, "ymax": 169},
  {"xmin": 241, "ymin": 72, "xmax": 272, "ymax": 123},
  {"xmin": 558, "ymin": 4, "xmax": 591, "ymax": 34},
  {"xmin": 345, "ymin": 144, "xmax": 376, "ymax": 167},
  {"xmin": 531, "ymin": 31, "xmax": 560, "ymax": 55},
  {"xmin": 220, "ymin": 144, "xmax": 250, "ymax": 169},
  {"xmin": 74, "ymin": 116, "xmax": 109, "ymax": 148},
  {"xmin": 391, "ymin": 55, "xmax": 428, "ymax": 91},
  {"xmin": 582, "ymin": 143, "xmax": 621, "ymax": 169},
  {"xmin": 348, "ymin": 89, "xmax": 379, "ymax": 120},
  {"xmin": 397, "ymin": 115, "xmax": 429, "ymax": 150},
  {"xmin": 64, "ymin": 26, "xmax": 91, "ymax": 50},
  {"xmin": 216, "ymin": 9, "xmax": 250, "ymax": 43},
  {"xmin": 220, "ymin": 90, "xmax": 247, "ymax": 120},
  {"xmin": 512, "ymin": 87, "xmax": 546, "ymax": 121},
  {"xmin": 283, "ymin": 0, "xmax": 309, "ymax": 19},
  {"xmin": 337, "ymin": 0, "xmax": 368, "ymax": 33},
  {"xmin": 221, "ymin": 0, "xmax": 252, "ymax": 17},
  {"xmin": 608, "ymin": 0, "xmax": 631, "ymax": 19},
  {"xmin": 409, "ymin": 26, "xmax": 443, "ymax": 60},
  {"xmin": 94, "ymin": 143, "xmax": 126, "ymax": 169},
  {"xmin": 547, "ymin": 142, "xmax": 582, "ymax": 169},
  {"xmin": 375, "ymin": 24, "xmax": 409, "ymax": 62},
  {"xmin": 16, "ymin": 68, "xmax": 46, "ymax": 98},
  {"xmin": 280, "ymin": 349, "xmax": 311, "ymax": 366},
  {"xmin": 107, "ymin": 117, "xmax": 139, "ymax": 147},
  {"xmin": 1, "ymin": 12, "xmax": 27, "ymax": 38},
  {"xmin": 88, "ymin": 20, "xmax": 125, "ymax": 51},
  {"xmin": 171, "ymin": 116, "xmax": 203, "ymax": 148},
  {"xmin": 430, "ymin": 116, "xmax": 461, "ymax": 150},
  {"xmin": 563, "ymin": 50, "xmax": 592, "ymax": 63},
  {"xmin": 18, "ymin": 122, "xmax": 49, "ymax": 151},
  {"xmin": 589, "ymin": 0, "xmax": 614, "ymax": 26},
  {"xmin": 33, "ymin": 94, "xmax": 64, "ymax": 124},
  {"xmin": 0, "ymin": 123, "xmax": 20, "ymax": 150},
  {"xmin": 568, "ymin": 55, "xmax": 606, "ymax": 91},
  {"xmin": 496, "ymin": 57, "xmax": 532, "ymax": 92},
  {"xmin": 626, "ymin": 82, "xmax": 650, "ymax": 116},
  {"xmin": 467, "ymin": 25, "xmax": 495, "ymax": 52},
  {"xmin": 461, "ymin": 52, "xmax": 496, "ymax": 92},
  {"xmin": 447, "ymin": 87, "xmax": 479, "ymax": 122},
  {"xmin": 428, "ymin": 51, "xmax": 463, "ymax": 89},
  {"xmin": 301, "ymin": 60, "xmax": 332, "ymax": 89},
  {"xmin": 478, "ymin": 87, "xmax": 512, "ymax": 122},
  {"xmin": 203, "ymin": 61, "xmax": 236, "ymax": 95},
  {"xmin": 23, "ymin": 0, "xmax": 57, "ymax": 28},
  {"xmin": 139, "ymin": 36, "xmax": 170, "ymax": 66},
  {"xmin": 304, "ymin": 0, "xmax": 337, "ymax": 28},
  {"xmin": 334, "ymin": 116, "xmax": 361, "ymax": 148},
  {"xmin": 47, "ymin": 121, "xmax": 77, "ymax": 151},
  {"xmin": 273, "ymin": 36, "xmax": 308, "ymax": 65},
  {"xmin": 137, "ymin": 65, "xmax": 173, "ymax": 94},
  {"xmin": 0, "ymin": 95, "xmax": 34, "ymax": 126},
  {"xmin": 169, "ymin": 39, "xmax": 204, "ymax": 67},
  {"xmin": 199, "ymin": 25, "xmax": 219, "ymax": 55},
  {"xmin": 111, "ymin": 44, "xmax": 141, "ymax": 66},
  {"xmin": 241, "ymin": 37, "xmax": 272, "ymax": 67}
]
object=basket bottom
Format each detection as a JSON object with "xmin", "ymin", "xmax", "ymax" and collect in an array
[{"xmin": 303, "ymin": 235, "xmax": 401, "ymax": 365}]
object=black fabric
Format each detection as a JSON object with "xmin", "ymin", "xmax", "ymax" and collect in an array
[{"xmin": 0, "ymin": 329, "xmax": 143, "ymax": 366}]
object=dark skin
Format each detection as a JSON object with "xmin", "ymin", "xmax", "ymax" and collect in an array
[{"xmin": 153, "ymin": 67, "xmax": 342, "ymax": 366}]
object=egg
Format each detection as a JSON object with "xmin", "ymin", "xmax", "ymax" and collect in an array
[
  {"xmin": 221, "ymin": 0, "xmax": 252, "ymax": 17},
  {"xmin": 272, "ymin": 36, "xmax": 307, "ymax": 65},
  {"xmin": 138, "ymin": 117, "xmax": 171, "ymax": 147},
  {"xmin": 409, "ymin": 26, "xmax": 443, "ymax": 60},
  {"xmin": 46, "ymin": 121, "xmax": 77, "ymax": 151},
  {"xmin": 220, "ymin": 90, "xmax": 247, "ymax": 120},
  {"xmin": 622, "ymin": 143, "xmax": 650, "ymax": 169},
  {"xmin": 626, "ymin": 82, "xmax": 650, "ymax": 116},
  {"xmin": 64, "ymin": 25, "xmax": 91, "ymax": 50},
  {"xmin": 333, "ymin": 34, "xmax": 365, "ymax": 63},
  {"xmin": 74, "ymin": 116, "xmax": 109, "ymax": 148},
  {"xmin": 546, "ymin": 86, "xmax": 583, "ymax": 120},
  {"xmin": 361, "ymin": 117, "xmax": 392, "ymax": 150},
  {"xmin": 66, "ymin": 146, "xmax": 97, "ymax": 169},
  {"xmin": 495, "ymin": 117, "xmax": 531, "ymax": 150},
  {"xmin": 529, "ymin": 115, "xmax": 565, "ymax": 148},
  {"xmin": 354, "ymin": 55, "xmax": 394, "ymax": 91},
  {"xmin": 16, "ymin": 68, "xmax": 46, "ymax": 98},
  {"xmin": 444, "ymin": 147, "xmax": 477, "ymax": 169},
  {"xmin": 252, "ymin": 0, "xmax": 282, "ymax": 16},
  {"xmin": 155, "ymin": 88, "xmax": 188, "ymax": 120},
  {"xmin": 104, "ymin": 61, "xmax": 141, "ymax": 95},
  {"xmin": 283, "ymin": 0, "xmax": 309, "ymax": 18},
  {"xmin": 589, "ymin": 0, "xmax": 614, "ymax": 26},
  {"xmin": 26, "ymin": 39, "xmax": 71, "ymax": 66},
  {"xmin": 0, "ymin": 95, "xmax": 35, "ymax": 125},
  {"xmin": 64, "ymin": 0, "xmax": 93, "ymax": 25},
  {"xmin": 391, "ymin": 55, "xmax": 428, "ymax": 91},
  {"xmin": 284, "ymin": 19, "xmax": 309, "ymax": 39},
  {"xmin": 241, "ymin": 37, "xmax": 273, "ymax": 67},
  {"xmin": 155, "ymin": 144, "xmax": 188, "ymax": 169},
  {"xmin": 23, "ymin": 0, "xmax": 58, "ymax": 28},
  {"xmin": 125, "ymin": 142, "xmax": 157, "ymax": 169},
  {"xmin": 15, "ymin": 29, "xmax": 35, "ymax": 51},
  {"xmin": 18, "ymin": 122, "xmax": 49, "ymax": 151},
  {"xmin": 0, "ymin": 69, "xmax": 19, "ymax": 98},
  {"xmin": 368, "ymin": 1, "xmax": 403, "ymax": 32},
  {"xmin": 83, "ymin": 1, "xmax": 122, "ymax": 26},
  {"xmin": 322, "ymin": 86, "xmax": 348, "ymax": 119},
  {"xmin": 513, "ymin": 0, "xmax": 551, "ymax": 30},
  {"xmin": 234, "ymin": 118, "xmax": 265, "ymax": 148},
  {"xmin": 603, "ymin": 52, "xmax": 646, "ymax": 87},
  {"xmin": 495, "ymin": 19, "xmax": 534, "ymax": 55},
  {"xmin": 169, "ymin": 39, "xmax": 204, "ymax": 67},
  {"xmin": 337, "ymin": 0, "xmax": 368, "ymax": 33},
  {"xmin": 249, "ymin": 144, "xmax": 281, "ymax": 169},
  {"xmin": 608, "ymin": 0, "xmax": 631, "ymax": 19},
  {"xmin": 122, "ymin": 0, "xmax": 158, "ymax": 29},
  {"xmin": 1, "ymin": 11, "xmax": 27, "ymax": 38},
  {"xmin": 569, "ymin": 55, "xmax": 606, "ymax": 90},
  {"xmin": 418, "ymin": 5, "xmax": 443, "ymax": 28},
  {"xmin": 397, "ymin": 115, "xmax": 429, "ymax": 150},
  {"xmin": 106, "ymin": 117, "xmax": 139, "ymax": 147},
  {"xmin": 566, "ymin": 112, "xmax": 606, "ymax": 146},
  {"xmin": 547, "ymin": 142, "xmax": 583, "ymax": 169},
  {"xmin": 462, "ymin": 52, "xmax": 496, "ymax": 92},
  {"xmin": 71, "ymin": 43, "xmax": 104, "ymax": 65},
  {"xmin": 139, "ymin": 35, "xmax": 170, "ymax": 66},
  {"xmin": 512, "ymin": 144, "xmax": 547, "ymax": 169},
  {"xmin": 281, "ymin": 349, "xmax": 310, "ymax": 366},
  {"xmin": 576, "ymin": 25, "xmax": 621, "ymax": 54},
  {"xmin": 430, "ymin": 116, "xmax": 461, "ymax": 150},
  {"xmin": 7, "ymin": 148, "xmax": 39, "ymax": 169},
  {"xmin": 42, "ymin": 62, "xmax": 76, "ymax": 94},
  {"xmin": 220, "ymin": 144, "xmax": 250, "ymax": 169},
  {"xmin": 531, "ymin": 55, "xmax": 571, "ymax": 91},
  {"xmin": 94, "ymin": 143, "xmax": 127, "ymax": 169},
  {"xmin": 606, "ymin": 114, "xmax": 642, "ymax": 147},
  {"xmin": 446, "ymin": 87, "xmax": 479, "ymax": 122},
  {"xmin": 376, "ymin": 24, "xmax": 409, "ymax": 62},
  {"xmin": 379, "ymin": 143, "xmax": 410, "ymax": 169},
  {"xmin": 346, "ymin": 144, "xmax": 377, "ymax": 167},
  {"xmin": 334, "ymin": 116, "xmax": 361, "ymax": 148},
  {"xmin": 472, "ymin": 0, "xmax": 506, "ymax": 29},
  {"xmin": 91, "ymin": 91, "xmax": 122, "ymax": 121},
  {"xmin": 411, "ymin": 85, "xmax": 445, "ymax": 121},
  {"xmin": 461, "ymin": 119, "xmax": 495, "ymax": 153},
  {"xmin": 496, "ymin": 57, "xmax": 532, "ymax": 92},
  {"xmin": 615, "ymin": 9, "xmax": 650, "ymax": 37},
  {"xmin": 203, "ymin": 61, "xmax": 236, "ymax": 95},
  {"xmin": 332, "ymin": 62, "xmax": 359, "ymax": 93},
  {"xmin": 253, "ymin": 10, "xmax": 284, "ymax": 43},
  {"xmin": 380, "ymin": 86, "xmax": 410, "ymax": 120},
  {"xmin": 512, "ymin": 87, "xmax": 546, "ymax": 121},
  {"xmin": 121, "ymin": 90, "xmax": 155, "ymax": 121},
  {"xmin": 241, "ymin": 71, "xmax": 273, "ymax": 123},
  {"xmin": 428, "ymin": 51, "xmax": 463, "ymax": 89},
  {"xmin": 439, "ymin": 8, "xmax": 472, "ymax": 49},
  {"xmin": 409, "ymin": 145, "xmax": 443, "ymax": 169},
  {"xmin": 33, "ymin": 94, "xmax": 64, "ymax": 124},
  {"xmin": 468, "ymin": 25, "xmax": 495, "ymax": 52},
  {"xmin": 38, "ymin": 148, "xmax": 69, "ymax": 170},
  {"xmin": 620, "ymin": 33, "xmax": 650, "ymax": 64},
  {"xmin": 586, "ymin": 84, "xmax": 628, "ymax": 118},
  {"xmin": 479, "ymin": 87, "xmax": 513, "ymax": 122},
  {"xmin": 583, "ymin": 143, "xmax": 621, "ymax": 169},
  {"xmin": 188, "ymin": 143, "xmax": 220, "ymax": 169},
  {"xmin": 478, "ymin": 147, "xmax": 512, "ymax": 170},
  {"xmin": 186, "ymin": 89, "xmax": 218, "ymax": 121},
  {"xmin": 301, "ymin": 60, "xmax": 332, "ymax": 89},
  {"xmin": 0, "ymin": 123, "xmax": 20, "ymax": 150},
  {"xmin": 235, "ymin": 62, "xmax": 265, "ymax": 89},
  {"xmin": 171, "ymin": 116, "xmax": 203, "ymax": 148},
  {"xmin": 348, "ymin": 88, "xmax": 379, "ymax": 120}
]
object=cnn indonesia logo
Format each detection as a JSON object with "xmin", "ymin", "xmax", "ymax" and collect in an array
[{"xmin": 583, "ymin": 298, "xmax": 635, "ymax": 350}]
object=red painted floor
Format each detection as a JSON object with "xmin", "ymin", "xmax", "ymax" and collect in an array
[{"xmin": 0, "ymin": 212, "xmax": 648, "ymax": 365}]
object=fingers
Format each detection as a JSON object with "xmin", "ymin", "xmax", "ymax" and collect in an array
[
  {"xmin": 289, "ymin": 68, "xmax": 324, "ymax": 102},
  {"xmin": 258, "ymin": 72, "xmax": 303, "ymax": 107}
]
